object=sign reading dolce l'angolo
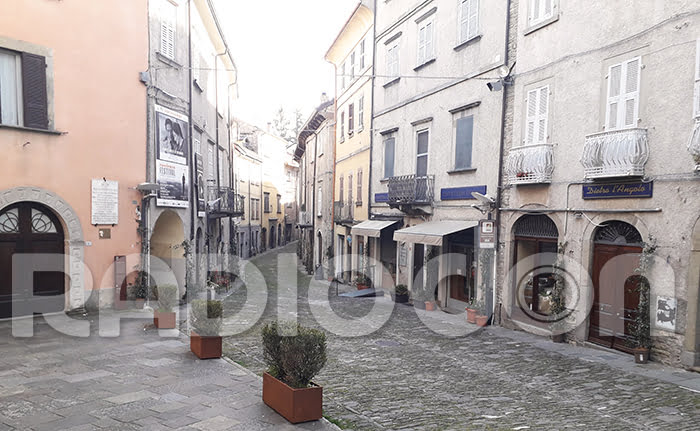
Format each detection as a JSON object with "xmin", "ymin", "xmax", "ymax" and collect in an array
[{"xmin": 582, "ymin": 181, "xmax": 653, "ymax": 199}]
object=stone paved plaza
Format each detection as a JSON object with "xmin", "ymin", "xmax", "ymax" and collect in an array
[
  {"xmin": 222, "ymin": 243, "xmax": 700, "ymax": 430},
  {"xmin": 0, "ymin": 311, "xmax": 335, "ymax": 430}
]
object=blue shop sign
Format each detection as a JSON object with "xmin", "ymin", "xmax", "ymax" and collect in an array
[
  {"xmin": 440, "ymin": 185, "xmax": 487, "ymax": 201},
  {"xmin": 582, "ymin": 181, "xmax": 653, "ymax": 199},
  {"xmin": 375, "ymin": 193, "xmax": 389, "ymax": 203}
]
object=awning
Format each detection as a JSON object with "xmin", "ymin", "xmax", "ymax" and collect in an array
[
  {"xmin": 351, "ymin": 220, "xmax": 398, "ymax": 238},
  {"xmin": 393, "ymin": 220, "xmax": 478, "ymax": 246}
]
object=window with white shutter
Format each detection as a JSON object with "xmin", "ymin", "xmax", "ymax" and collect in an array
[
  {"xmin": 529, "ymin": 0, "xmax": 555, "ymax": 26},
  {"xmin": 387, "ymin": 42, "xmax": 399, "ymax": 78},
  {"xmin": 160, "ymin": 0, "xmax": 176, "ymax": 60},
  {"xmin": 525, "ymin": 85, "xmax": 549, "ymax": 144},
  {"xmin": 360, "ymin": 39, "xmax": 366, "ymax": 70},
  {"xmin": 694, "ymin": 39, "xmax": 700, "ymax": 119},
  {"xmin": 317, "ymin": 186, "xmax": 323, "ymax": 217},
  {"xmin": 417, "ymin": 19, "xmax": 434, "ymax": 65},
  {"xmin": 350, "ymin": 52, "xmax": 356, "ymax": 80},
  {"xmin": 605, "ymin": 57, "xmax": 641, "ymax": 130},
  {"xmin": 459, "ymin": 0, "xmax": 479, "ymax": 43},
  {"xmin": 358, "ymin": 95, "xmax": 364, "ymax": 131}
]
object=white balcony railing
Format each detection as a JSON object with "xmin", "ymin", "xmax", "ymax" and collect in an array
[
  {"xmin": 505, "ymin": 144, "xmax": 554, "ymax": 185},
  {"xmin": 688, "ymin": 120, "xmax": 700, "ymax": 171},
  {"xmin": 581, "ymin": 128, "xmax": 649, "ymax": 179}
]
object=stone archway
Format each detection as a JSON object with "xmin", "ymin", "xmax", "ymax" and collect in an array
[
  {"xmin": 0, "ymin": 187, "xmax": 85, "ymax": 312},
  {"xmin": 682, "ymin": 217, "xmax": 700, "ymax": 368},
  {"xmin": 149, "ymin": 210, "xmax": 185, "ymax": 294}
]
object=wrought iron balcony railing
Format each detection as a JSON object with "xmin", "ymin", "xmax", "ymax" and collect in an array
[
  {"xmin": 387, "ymin": 174, "xmax": 435, "ymax": 205},
  {"xmin": 688, "ymin": 120, "xmax": 700, "ymax": 171},
  {"xmin": 505, "ymin": 144, "xmax": 554, "ymax": 185},
  {"xmin": 207, "ymin": 186, "xmax": 244, "ymax": 217},
  {"xmin": 581, "ymin": 128, "xmax": 648, "ymax": 179},
  {"xmin": 333, "ymin": 201, "xmax": 354, "ymax": 223}
]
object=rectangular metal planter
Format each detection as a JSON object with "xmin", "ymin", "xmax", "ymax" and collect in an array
[
  {"xmin": 262, "ymin": 372, "xmax": 323, "ymax": 424},
  {"xmin": 190, "ymin": 331, "xmax": 222, "ymax": 359},
  {"xmin": 154, "ymin": 311, "xmax": 176, "ymax": 329}
]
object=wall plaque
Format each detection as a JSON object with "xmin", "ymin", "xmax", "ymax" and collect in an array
[
  {"xmin": 91, "ymin": 179, "xmax": 118, "ymax": 225},
  {"xmin": 582, "ymin": 181, "xmax": 653, "ymax": 199}
]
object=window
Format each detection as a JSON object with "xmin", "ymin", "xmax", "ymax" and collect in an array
[
  {"xmin": 387, "ymin": 42, "xmax": 400, "ymax": 78},
  {"xmin": 357, "ymin": 168, "xmax": 363, "ymax": 205},
  {"xmin": 358, "ymin": 96, "xmax": 364, "ymax": 131},
  {"xmin": 416, "ymin": 129, "xmax": 429, "ymax": 176},
  {"xmin": 525, "ymin": 85, "xmax": 549, "ymax": 144},
  {"xmin": 160, "ymin": 0, "xmax": 176, "ymax": 60},
  {"xmin": 360, "ymin": 39, "xmax": 366, "ymax": 69},
  {"xmin": 340, "ymin": 111, "xmax": 345, "ymax": 140},
  {"xmin": 417, "ymin": 19, "xmax": 435, "ymax": 65},
  {"xmin": 606, "ymin": 58, "xmax": 640, "ymax": 130},
  {"xmin": 348, "ymin": 172, "xmax": 353, "ymax": 206},
  {"xmin": 693, "ymin": 39, "xmax": 700, "ymax": 118},
  {"xmin": 384, "ymin": 137, "xmax": 395, "ymax": 178},
  {"xmin": 459, "ymin": 0, "xmax": 479, "ymax": 43},
  {"xmin": 207, "ymin": 142, "xmax": 215, "ymax": 179},
  {"xmin": 317, "ymin": 186, "xmax": 323, "ymax": 217},
  {"xmin": 348, "ymin": 103, "xmax": 354, "ymax": 135},
  {"xmin": 454, "ymin": 115, "xmax": 474, "ymax": 169},
  {"xmin": 193, "ymin": 137, "xmax": 201, "ymax": 154},
  {"xmin": 341, "ymin": 62, "xmax": 346, "ymax": 89},
  {"xmin": 264, "ymin": 192, "xmax": 270, "ymax": 213},
  {"xmin": 339, "ymin": 175, "xmax": 344, "ymax": 203},
  {"xmin": 529, "ymin": 0, "xmax": 555, "ymax": 26},
  {"xmin": 277, "ymin": 195, "xmax": 282, "ymax": 213},
  {"xmin": 350, "ymin": 52, "xmax": 356, "ymax": 80},
  {"xmin": 0, "ymin": 48, "xmax": 48, "ymax": 129}
]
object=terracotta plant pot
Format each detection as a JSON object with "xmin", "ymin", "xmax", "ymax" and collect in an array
[
  {"xmin": 425, "ymin": 301, "xmax": 436, "ymax": 311},
  {"xmin": 633, "ymin": 347, "xmax": 650, "ymax": 364},
  {"xmin": 357, "ymin": 284, "xmax": 370, "ymax": 290},
  {"xmin": 262, "ymin": 372, "xmax": 322, "ymax": 424},
  {"xmin": 551, "ymin": 333, "xmax": 566, "ymax": 343},
  {"xmin": 154, "ymin": 311, "xmax": 176, "ymax": 329},
  {"xmin": 394, "ymin": 293, "xmax": 409, "ymax": 303},
  {"xmin": 466, "ymin": 307, "xmax": 477, "ymax": 324},
  {"xmin": 190, "ymin": 331, "xmax": 222, "ymax": 359},
  {"xmin": 475, "ymin": 315, "xmax": 488, "ymax": 327}
]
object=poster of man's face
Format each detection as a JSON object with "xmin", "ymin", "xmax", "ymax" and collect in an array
[{"xmin": 156, "ymin": 105, "xmax": 188, "ymax": 165}]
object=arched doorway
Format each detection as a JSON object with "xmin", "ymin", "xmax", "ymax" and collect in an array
[
  {"xmin": 589, "ymin": 220, "xmax": 644, "ymax": 353},
  {"xmin": 278, "ymin": 224, "xmax": 282, "ymax": 246},
  {"xmin": 270, "ymin": 224, "xmax": 276, "ymax": 249},
  {"xmin": 150, "ymin": 211, "xmax": 185, "ymax": 294},
  {"xmin": 512, "ymin": 215, "xmax": 559, "ymax": 320},
  {"xmin": 261, "ymin": 228, "xmax": 267, "ymax": 252},
  {"xmin": 0, "ymin": 203, "xmax": 65, "ymax": 318},
  {"xmin": 317, "ymin": 231, "xmax": 323, "ymax": 268}
]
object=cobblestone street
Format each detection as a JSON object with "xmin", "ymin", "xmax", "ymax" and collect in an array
[{"xmin": 223, "ymin": 243, "xmax": 700, "ymax": 430}]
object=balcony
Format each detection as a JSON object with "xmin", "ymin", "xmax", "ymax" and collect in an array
[
  {"xmin": 298, "ymin": 211, "xmax": 312, "ymax": 227},
  {"xmin": 333, "ymin": 201, "xmax": 354, "ymax": 224},
  {"xmin": 689, "ymin": 120, "xmax": 700, "ymax": 171},
  {"xmin": 387, "ymin": 175, "xmax": 434, "ymax": 212},
  {"xmin": 581, "ymin": 128, "xmax": 649, "ymax": 179},
  {"xmin": 207, "ymin": 186, "xmax": 244, "ymax": 218},
  {"xmin": 505, "ymin": 144, "xmax": 554, "ymax": 185}
]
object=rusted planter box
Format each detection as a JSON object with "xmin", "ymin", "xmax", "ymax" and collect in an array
[
  {"xmin": 466, "ymin": 308, "xmax": 477, "ymax": 324},
  {"xmin": 262, "ymin": 372, "xmax": 322, "ymax": 424},
  {"xmin": 190, "ymin": 331, "xmax": 222, "ymax": 359},
  {"xmin": 154, "ymin": 311, "xmax": 176, "ymax": 329}
]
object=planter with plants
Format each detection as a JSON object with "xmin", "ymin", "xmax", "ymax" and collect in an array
[
  {"xmin": 465, "ymin": 298, "xmax": 478, "ymax": 324},
  {"xmin": 424, "ymin": 300, "xmax": 437, "ymax": 311},
  {"xmin": 262, "ymin": 322, "xmax": 327, "ymax": 424},
  {"xmin": 394, "ymin": 284, "xmax": 409, "ymax": 303},
  {"xmin": 475, "ymin": 315, "xmax": 488, "ymax": 327},
  {"xmin": 190, "ymin": 299, "xmax": 223, "ymax": 359},
  {"xmin": 153, "ymin": 284, "xmax": 178, "ymax": 329},
  {"xmin": 631, "ymin": 238, "xmax": 656, "ymax": 364},
  {"xmin": 355, "ymin": 274, "xmax": 371, "ymax": 290}
]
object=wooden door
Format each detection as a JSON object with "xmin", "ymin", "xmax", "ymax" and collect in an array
[
  {"xmin": 0, "ymin": 203, "xmax": 64, "ymax": 319},
  {"xmin": 589, "ymin": 243, "xmax": 642, "ymax": 352}
]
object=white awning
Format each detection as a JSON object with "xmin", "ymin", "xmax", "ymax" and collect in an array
[
  {"xmin": 393, "ymin": 220, "xmax": 478, "ymax": 246},
  {"xmin": 351, "ymin": 220, "xmax": 399, "ymax": 238}
]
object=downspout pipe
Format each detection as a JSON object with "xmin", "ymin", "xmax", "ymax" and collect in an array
[
  {"xmin": 187, "ymin": 0, "xmax": 194, "ymax": 243},
  {"xmin": 368, "ymin": 0, "xmax": 377, "ymax": 221}
]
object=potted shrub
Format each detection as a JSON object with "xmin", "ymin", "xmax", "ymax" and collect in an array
[
  {"xmin": 425, "ymin": 300, "xmax": 437, "ymax": 311},
  {"xmin": 154, "ymin": 284, "xmax": 178, "ymax": 329},
  {"xmin": 465, "ymin": 298, "xmax": 478, "ymax": 324},
  {"xmin": 475, "ymin": 314, "xmax": 488, "ymax": 327},
  {"xmin": 631, "ymin": 277, "xmax": 652, "ymax": 364},
  {"xmin": 355, "ymin": 274, "xmax": 371, "ymax": 290},
  {"xmin": 190, "ymin": 299, "xmax": 223, "ymax": 359},
  {"xmin": 549, "ymin": 272, "xmax": 567, "ymax": 343},
  {"xmin": 394, "ymin": 284, "xmax": 409, "ymax": 303},
  {"xmin": 262, "ymin": 322, "xmax": 327, "ymax": 424}
]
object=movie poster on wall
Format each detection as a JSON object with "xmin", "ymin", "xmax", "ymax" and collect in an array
[
  {"xmin": 195, "ymin": 154, "xmax": 205, "ymax": 217},
  {"xmin": 156, "ymin": 105, "xmax": 189, "ymax": 165},
  {"xmin": 156, "ymin": 160, "xmax": 189, "ymax": 208}
]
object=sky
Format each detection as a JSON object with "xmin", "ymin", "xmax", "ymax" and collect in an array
[{"xmin": 213, "ymin": 0, "xmax": 359, "ymax": 129}]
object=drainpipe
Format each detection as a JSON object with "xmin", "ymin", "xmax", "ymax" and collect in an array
[
  {"xmin": 493, "ymin": 0, "xmax": 513, "ymax": 321},
  {"xmin": 187, "ymin": 0, "xmax": 195, "ymax": 244}
]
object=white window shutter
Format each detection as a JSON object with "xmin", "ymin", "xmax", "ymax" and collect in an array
[
  {"xmin": 606, "ymin": 64, "xmax": 622, "ymax": 129},
  {"xmin": 418, "ymin": 26, "xmax": 426, "ymax": 64},
  {"xmin": 694, "ymin": 81, "xmax": 700, "ymax": 119},
  {"xmin": 623, "ymin": 58, "xmax": 640, "ymax": 127},
  {"xmin": 537, "ymin": 86, "xmax": 549, "ymax": 143},
  {"xmin": 468, "ymin": 0, "xmax": 479, "ymax": 38},
  {"xmin": 426, "ymin": 22, "xmax": 433, "ymax": 59},
  {"xmin": 160, "ymin": 1, "xmax": 176, "ymax": 60},
  {"xmin": 526, "ymin": 89, "xmax": 538, "ymax": 144}
]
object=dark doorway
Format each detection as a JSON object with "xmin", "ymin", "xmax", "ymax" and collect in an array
[
  {"xmin": 0, "ymin": 203, "xmax": 65, "ymax": 319},
  {"xmin": 589, "ymin": 221, "xmax": 644, "ymax": 353}
]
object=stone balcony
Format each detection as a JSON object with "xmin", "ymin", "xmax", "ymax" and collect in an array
[
  {"xmin": 688, "ymin": 120, "xmax": 700, "ymax": 171},
  {"xmin": 505, "ymin": 144, "xmax": 554, "ymax": 185},
  {"xmin": 581, "ymin": 128, "xmax": 649, "ymax": 180}
]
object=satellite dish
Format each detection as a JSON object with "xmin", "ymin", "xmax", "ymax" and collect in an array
[{"xmin": 471, "ymin": 192, "xmax": 495, "ymax": 205}]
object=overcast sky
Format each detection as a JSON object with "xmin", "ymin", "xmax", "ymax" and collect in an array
[{"xmin": 213, "ymin": 0, "xmax": 359, "ymax": 128}]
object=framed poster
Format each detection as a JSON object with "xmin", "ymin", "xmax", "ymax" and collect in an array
[
  {"xmin": 155, "ymin": 105, "xmax": 189, "ymax": 165},
  {"xmin": 195, "ymin": 154, "xmax": 205, "ymax": 217},
  {"xmin": 91, "ymin": 179, "xmax": 118, "ymax": 225},
  {"xmin": 156, "ymin": 160, "xmax": 189, "ymax": 208}
]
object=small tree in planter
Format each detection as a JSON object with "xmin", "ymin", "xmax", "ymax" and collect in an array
[
  {"xmin": 631, "ymin": 237, "xmax": 656, "ymax": 364},
  {"xmin": 190, "ymin": 299, "xmax": 223, "ymax": 359},
  {"xmin": 474, "ymin": 298, "xmax": 488, "ymax": 327},
  {"xmin": 395, "ymin": 284, "xmax": 409, "ymax": 303},
  {"xmin": 154, "ymin": 284, "xmax": 179, "ymax": 329},
  {"xmin": 355, "ymin": 274, "xmax": 371, "ymax": 290},
  {"xmin": 262, "ymin": 321, "xmax": 327, "ymax": 424},
  {"xmin": 465, "ymin": 297, "xmax": 478, "ymax": 324}
]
